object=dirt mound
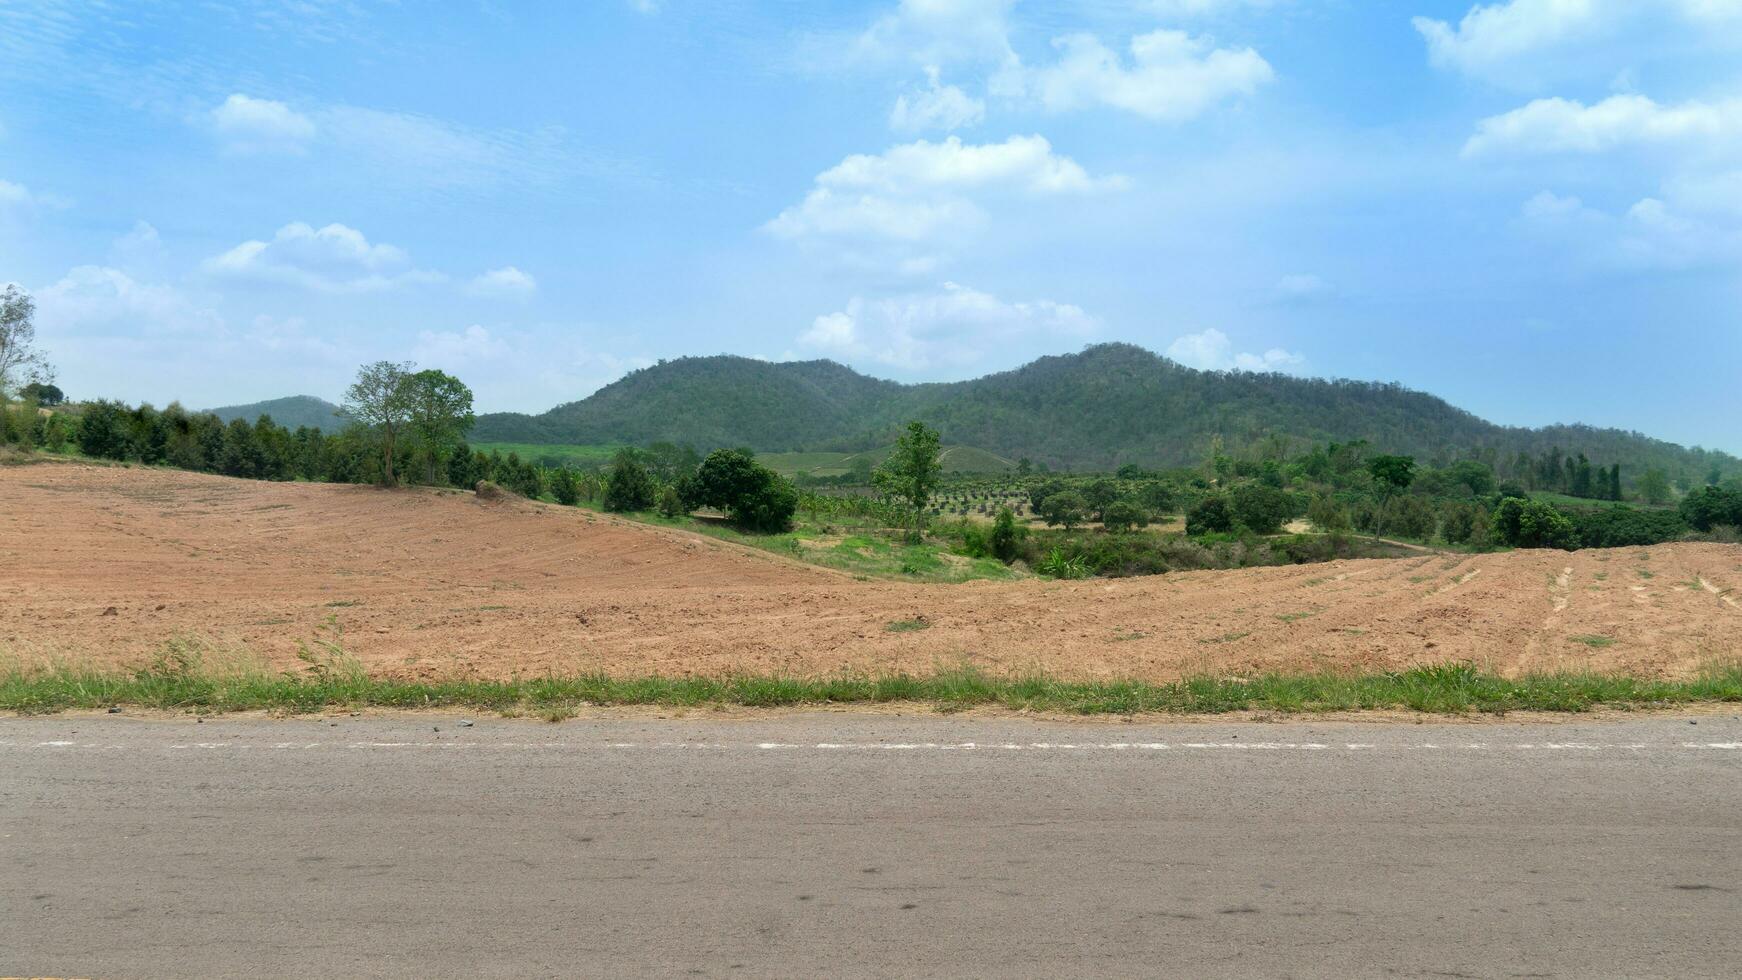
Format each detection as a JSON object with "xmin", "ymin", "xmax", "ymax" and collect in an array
[{"xmin": 3, "ymin": 463, "xmax": 1738, "ymax": 681}]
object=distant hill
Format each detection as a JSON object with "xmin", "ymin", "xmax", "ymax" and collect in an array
[
  {"xmin": 470, "ymin": 344, "xmax": 1739, "ymax": 479},
  {"xmin": 208, "ymin": 395, "xmax": 345, "ymax": 433}
]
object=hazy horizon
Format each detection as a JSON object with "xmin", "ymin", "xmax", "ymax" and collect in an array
[{"xmin": 3, "ymin": 1, "xmax": 1740, "ymax": 452}]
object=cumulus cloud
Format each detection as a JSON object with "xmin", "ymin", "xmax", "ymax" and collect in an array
[
  {"xmin": 467, "ymin": 266, "xmax": 538, "ymax": 299},
  {"xmin": 798, "ymin": 281, "xmax": 1096, "ymax": 370},
  {"xmin": 203, "ymin": 222, "xmax": 440, "ymax": 292},
  {"xmin": 1519, "ymin": 188, "xmax": 1742, "ymax": 270},
  {"xmin": 1463, "ymin": 94, "xmax": 1742, "ymax": 157},
  {"xmin": 34, "ymin": 266, "xmax": 224, "ymax": 337},
  {"xmin": 1415, "ymin": 0, "xmax": 1742, "ymax": 80},
  {"xmin": 211, "ymin": 94, "xmax": 316, "ymax": 153},
  {"xmin": 413, "ymin": 324, "xmax": 512, "ymax": 366},
  {"xmin": 1166, "ymin": 328, "xmax": 1306, "ymax": 373},
  {"xmin": 767, "ymin": 134, "xmax": 1125, "ymax": 248},
  {"xmin": 0, "ymin": 178, "xmax": 32, "ymax": 207},
  {"xmin": 890, "ymin": 67, "xmax": 985, "ymax": 133},
  {"xmin": 1023, "ymin": 30, "xmax": 1273, "ymax": 121}
]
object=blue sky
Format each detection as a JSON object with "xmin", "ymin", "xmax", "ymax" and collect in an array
[{"xmin": 1, "ymin": 0, "xmax": 1738, "ymax": 452}]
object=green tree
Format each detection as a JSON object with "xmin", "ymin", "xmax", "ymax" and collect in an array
[
  {"xmin": 874, "ymin": 421, "xmax": 943, "ymax": 543},
  {"xmin": 1638, "ymin": 468, "xmax": 1671, "ymax": 506},
  {"xmin": 656, "ymin": 484, "xmax": 688, "ymax": 518},
  {"xmin": 1367, "ymin": 454, "xmax": 1416, "ymax": 538},
  {"xmin": 342, "ymin": 361, "xmax": 415, "ymax": 486},
  {"xmin": 1082, "ymin": 478, "xmax": 1120, "ymax": 521},
  {"xmin": 1100, "ymin": 500, "xmax": 1150, "ymax": 533},
  {"xmin": 1307, "ymin": 494, "xmax": 1350, "ymax": 533},
  {"xmin": 1493, "ymin": 498, "xmax": 1578, "ymax": 549},
  {"xmin": 403, "ymin": 369, "xmax": 474, "ymax": 485},
  {"xmin": 989, "ymin": 506, "xmax": 1022, "ymax": 563},
  {"xmin": 686, "ymin": 448, "xmax": 796, "ymax": 532},
  {"xmin": 550, "ymin": 467, "xmax": 580, "ymax": 505},
  {"xmin": 1186, "ymin": 495, "xmax": 1233, "ymax": 536},
  {"xmin": 1230, "ymin": 484, "xmax": 1291, "ymax": 535},
  {"xmin": 603, "ymin": 449, "xmax": 656, "ymax": 512},
  {"xmin": 20, "ymin": 381, "xmax": 63, "ymax": 406},
  {"xmin": 1037, "ymin": 491, "xmax": 1088, "ymax": 530},
  {"xmin": 75, "ymin": 400, "xmax": 131, "ymax": 460},
  {"xmin": 0, "ymin": 284, "xmax": 54, "ymax": 401}
]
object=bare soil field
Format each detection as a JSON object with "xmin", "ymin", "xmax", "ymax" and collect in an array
[{"xmin": 3, "ymin": 463, "xmax": 1738, "ymax": 681}]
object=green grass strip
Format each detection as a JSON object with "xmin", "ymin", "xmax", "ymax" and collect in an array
[{"xmin": 3, "ymin": 660, "xmax": 1740, "ymax": 717}]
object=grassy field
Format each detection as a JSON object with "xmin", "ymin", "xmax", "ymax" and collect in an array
[
  {"xmin": 4, "ymin": 651, "xmax": 1738, "ymax": 717},
  {"xmin": 471, "ymin": 442, "xmax": 623, "ymax": 468},
  {"xmin": 759, "ymin": 444, "xmax": 1016, "ymax": 478}
]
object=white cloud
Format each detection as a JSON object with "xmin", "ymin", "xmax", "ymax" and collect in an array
[
  {"xmin": 1415, "ymin": 0, "xmax": 1742, "ymax": 80},
  {"xmin": 1518, "ymin": 188, "xmax": 1742, "ymax": 270},
  {"xmin": 203, "ymin": 222, "xmax": 439, "ymax": 292},
  {"xmin": 211, "ymin": 94, "xmax": 316, "ymax": 154},
  {"xmin": 1166, "ymin": 328, "xmax": 1306, "ymax": 373},
  {"xmin": 890, "ymin": 67, "xmax": 985, "ymax": 133},
  {"xmin": 1463, "ymin": 94, "xmax": 1742, "ymax": 157},
  {"xmin": 627, "ymin": 0, "xmax": 660, "ymax": 12},
  {"xmin": 798, "ymin": 281, "xmax": 1096, "ymax": 370},
  {"xmin": 767, "ymin": 135, "xmax": 1125, "ymax": 248},
  {"xmin": 1024, "ymin": 30, "xmax": 1273, "ymax": 120},
  {"xmin": 0, "ymin": 178, "xmax": 32, "ymax": 207},
  {"xmin": 413, "ymin": 324, "xmax": 512, "ymax": 367},
  {"xmin": 847, "ymin": 0, "xmax": 1018, "ymax": 69},
  {"xmin": 35, "ymin": 266, "xmax": 224, "ymax": 338},
  {"xmin": 467, "ymin": 266, "xmax": 538, "ymax": 299},
  {"xmin": 1141, "ymin": 0, "xmax": 1279, "ymax": 13}
]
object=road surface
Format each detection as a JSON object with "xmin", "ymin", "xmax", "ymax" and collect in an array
[{"xmin": 4, "ymin": 713, "xmax": 1741, "ymax": 978}]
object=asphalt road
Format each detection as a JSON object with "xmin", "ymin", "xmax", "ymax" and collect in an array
[{"xmin": 4, "ymin": 713, "xmax": 1741, "ymax": 979}]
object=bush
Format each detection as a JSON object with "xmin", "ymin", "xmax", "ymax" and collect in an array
[
  {"xmin": 1568, "ymin": 506, "xmax": 1688, "ymax": 548},
  {"xmin": 76, "ymin": 400, "xmax": 132, "ymax": 460},
  {"xmin": 1492, "ymin": 497, "xmax": 1577, "ymax": 550},
  {"xmin": 1680, "ymin": 485, "xmax": 1742, "ymax": 532},
  {"xmin": 1230, "ymin": 484, "xmax": 1291, "ymax": 535},
  {"xmin": 1307, "ymin": 494, "xmax": 1351, "ymax": 533},
  {"xmin": 603, "ymin": 450, "xmax": 656, "ymax": 512},
  {"xmin": 1186, "ymin": 495, "xmax": 1234, "ymax": 536}
]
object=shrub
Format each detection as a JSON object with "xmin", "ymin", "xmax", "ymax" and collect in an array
[
  {"xmin": 76, "ymin": 400, "xmax": 132, "ymax": 460},
  {"xmin": 1307, "ymin": 494, "xmax": 1350, "ymax": 533},
  {"xmin": 1186, "ymin": 495, "xmax": 1233, "ymax": 536},
  {"xmin": 1680, "ymin": 485, "xmax": 1742, "ymax": 532},
  {"xmin": 1568, "ymin": 506, "xmax": 1687, "ymax": 548},
  {"xmin": 1036, "ymin": 548, "xmax": 1091, "ymax": 580}
]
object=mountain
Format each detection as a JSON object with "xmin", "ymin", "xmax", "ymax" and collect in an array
[
  {"xmin": 469, "ymin": 344, "xmax": 1739, "ymax": 478},
  {"xmin": 208, "ymin": 395, "xmax": 346, "ymax": 433}
]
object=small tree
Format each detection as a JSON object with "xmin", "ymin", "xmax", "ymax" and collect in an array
[
  {"xmin": 1367, "ymin": 454, "xmax": 1416, "ymax": 539},
  {"xmin": 1493, "ymin": 497, "xmax": 1577, "ymax": 550},
  {"xmin": 1037, "ymin": 490, "xmax": 1088, "ymax": 530},
  {"xmin": 1230, "ymin": 484, "xmax": 1290, "ymax": 535},
  {"xmin": 20, "ymin": 382, "xmax": 64, "ymax": 406},
  {"xmin": 1100, "ymin": 500, "xmax": 1150, "ymax": 534},
  {"xmin": 403, "ymin": 369, "xmax": 474, "ymax": 485},
  {"xmin": 343, "ymin": 361, "xmax": 415, "ymax": 486},
  {"xmin": 1638, "ymin": 468, "xmax": 1671, "ymax": 506},
  {"xmin": 0, "ymin": 285, "xmax": 53, "ymax": 402},
  {"xmin": 603, "ymin": 449, "xmax": 656, "ymax": 512},
  {"xmin": 687, "ymin": 448, "xmax": 796, "ymax": 532},
  {"xmin": 656, "ymin": 484, "xmax": 687, "ymax": 518},
  {"xmin": 1186, "ymin": 495, "xmax": 1233, "ymax": 536},
  {"xmin": 874, "ymin": 421, "xmax": 943, "ymax": 543},
  {"xmin": 989, "ymin": 506, "xmax": 1022, "ymax": 563},
  {"xmin": 551, "ymin": 467, "xmax": 580, "ymax": 505}
]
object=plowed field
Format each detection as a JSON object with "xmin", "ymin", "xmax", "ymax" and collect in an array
[{"xmin": 4, "ymin": 463, "xmax": 1738, "ymax": 680}]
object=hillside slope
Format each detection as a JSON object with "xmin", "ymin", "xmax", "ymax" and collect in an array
[
  {"xmin": 208, "ymin": 395, "xmax": 345, "ymax": 433},
  {"xmin": 471, "ymin": 344, "xmax": 1739, "ymax": 477}
]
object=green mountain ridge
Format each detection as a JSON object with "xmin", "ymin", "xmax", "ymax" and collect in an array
[
  {"xmin": 208, "ymin": 395, "xmax": 346, "ymax": 433},
  {"xmin": 469, "ymin": 344, "xmax": 1739, "ymax": 479}
]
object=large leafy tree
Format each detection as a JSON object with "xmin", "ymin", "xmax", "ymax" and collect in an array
[
  {"xmin": 874, "ymin": 420, "xmax": 942, "ymax": 543},
  {"xmin": 0, "ymin": 285, "xmax": 53, "ymax": 401},
  {"xmin": 1367, "ymin": 454, "xmax": 1416, "ymax": 539},
  {"xmin": 684, "ymin": 448, "xmax": 796, "ymax": 532},
  {"xmin": 342, "ymin": 361, "xmax": 416, "ymax": 486},
  {"xmin": 403, "ymin": 369, "xmax": 475, "ymax": 485}
]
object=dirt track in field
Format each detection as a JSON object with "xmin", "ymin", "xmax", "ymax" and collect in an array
[{"xmin": 3, "ymin": 463, "xmax": 1739, "ymax": 681}]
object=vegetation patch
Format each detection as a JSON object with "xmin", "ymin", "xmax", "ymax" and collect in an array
[
  {"xmin": 4, "ymin": 652, "xmax": 1739, "ymax": 717},
  {"xmin": 1569, "ymin": 635, "xmax": 1616, "ymax": 648},
  {"xmin": 885, "ymin": 618, "xmax": 931, "ymax": 633}
]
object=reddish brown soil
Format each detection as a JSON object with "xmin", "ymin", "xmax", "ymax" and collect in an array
[{"xmin": 3, "ymin": 463, "xmax": 1738, "ymax": 681}]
